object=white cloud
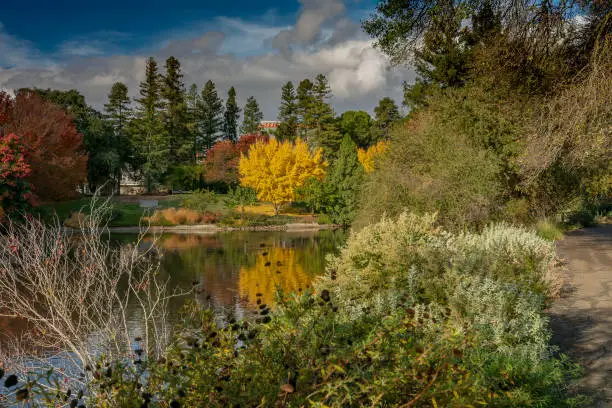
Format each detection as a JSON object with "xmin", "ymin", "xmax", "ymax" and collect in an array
[
  {"xmin": 0, "ymin": 3, "xmax": 413, "ymax": 119},
  {"xmin": 59, "ymin": 41, "xmax": 105, "ymax": 57}
]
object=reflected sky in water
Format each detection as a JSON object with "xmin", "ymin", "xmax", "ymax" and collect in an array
[{"xmin": 0, "ymin": 230, "xmax": 347, "ymax": 357}]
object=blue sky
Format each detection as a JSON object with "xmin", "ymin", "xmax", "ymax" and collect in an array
[{"xmin": 0, "ymin": 0, "xmax": 410, "ymax": 117}]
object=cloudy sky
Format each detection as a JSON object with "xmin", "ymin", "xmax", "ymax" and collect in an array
[{"xmin": 0, "ymin": 0, "xmax": 414, "ymax": 119}]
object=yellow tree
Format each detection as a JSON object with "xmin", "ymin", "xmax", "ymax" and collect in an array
[
  {"xmin": 358, "ymin": 140, "xmax": 389, "ymax": 173},
  {"xmin": 239, "ymin": 138, "xmax": 326, "ymax": 214}
]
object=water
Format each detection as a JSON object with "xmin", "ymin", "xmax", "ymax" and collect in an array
[{"xmin": 0, "ymin": 229, "xmax": 347, "ymax": 352}]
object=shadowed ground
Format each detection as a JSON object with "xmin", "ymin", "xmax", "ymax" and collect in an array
[{"xmin": 549, "ymin": 224, "xmax": 612, "ymax": 407}]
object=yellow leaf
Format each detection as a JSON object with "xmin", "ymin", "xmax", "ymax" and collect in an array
[{"xmin": 239, "ymin": 138, "xmax": 326, "ymax": 213}]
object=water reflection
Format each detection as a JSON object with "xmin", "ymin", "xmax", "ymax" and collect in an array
[
  {"xmin": 0, "ymin": 230, "xmax": 347, "ymax": 354},
  {"xmin": 145, "ymin": 229, "xmax": 346, "ymax": 315}
]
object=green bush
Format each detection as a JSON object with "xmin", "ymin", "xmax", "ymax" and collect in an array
[
  {"xmin": 77, "ymin": 212, "xmax": 579, "ymax": 407},
  {"xmin": 355, "ymin": 88, "xmax": 508, "ymax": 231},
  {"xmin": 180, "ymin": 189, "xmax": 218, "ymax": 212}
]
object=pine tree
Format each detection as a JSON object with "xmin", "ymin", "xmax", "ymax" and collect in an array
[
  {"xmin": 161, "ymin": 56, "xmax": 190, "ymax": 165},
  {"xmin": 296, "ymin": 79, "xmax": 315, "ymax": 138},
  {"xmin": 199, "ymin": 80, "xmax": 224, "ymax": 152},
  {"xmin": 310, "ymin": 74, "xmax": 342, "ymax": 158},
  {"xmin": 276, "ymin": 81, "xmax": 298, "ymax": 142},
  {"xmin": 104, "ymin": 82, "xmax": 133, "ymax": 192},
  {"xmin": 185, "ymin": 83, "xmax": 202, "ymax": 162},
  {"xmin": 241, "ymin": 96, "xmax": 263, "ymax": 135},
  {"xmin": 132, "ymin": 57, "xmax": 168, "ymax": 192},
  {"xmin": 104, "ymin": 82, "xmax": 131, "ymax": 133},
  {"xmin": 320, "ymin": 134, "xmax": 364, "ymax": 225},
  {"xmin": 224, "ymin": 86, "xmax": 241, "ymax": 143},
  {"xmin": 373, "ymin": 97, "xmax": 400, "ymax": 139}
]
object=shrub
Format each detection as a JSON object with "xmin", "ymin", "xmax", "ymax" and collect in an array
[
  {"xmin": 145, "ymin": 208, "xmax": 220, "ymax": 225},
  {"xmin": 355, "ymin": 89, "xmax": 506, "ymax": 230},
  {"xmin": 76, "ymin": 212, "xmax": 578, "ymax": 407},
  {"xmin": 180, "ymin": 189, "xmax": 218, "ymax": 212}
]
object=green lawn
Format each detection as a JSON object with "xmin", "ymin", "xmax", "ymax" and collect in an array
[{"xmin": 36, "ymin": 194, "xmax": 321, "ymax": 228}]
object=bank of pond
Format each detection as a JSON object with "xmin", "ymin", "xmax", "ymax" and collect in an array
[{"xmin": 0, "ymin": 213, "xmax": 588, "ymax": 407}]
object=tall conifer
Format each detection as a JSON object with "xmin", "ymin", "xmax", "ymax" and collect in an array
[{"xmin": 224, "ymin": 86, "xmax": 241, "ymax": 142}]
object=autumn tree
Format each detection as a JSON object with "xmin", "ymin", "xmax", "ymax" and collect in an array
[
  {"xmin": 203, "ymin": 134, "xmax": 269, "ymax": 185},
  {"xmin": 131, "ymin": 57, "xmax": 168, "ymax": 192},
  {"xmin": 19, "ymin": 87, "xmax": 125, "ymax": 192},
  {"xmin": 358, "ymin": 140, "xmax": 389, "ymax": 173},
  {"xmin": 199, "ymin": 80, "xmax": 224, "ymax": 152},
  {"xmin": 241, "ymin": 96, "xmax": 263, "ymax": 135},
  {"xmin": 224, "ymin": 87, "xmax": 241, "ymax": 143},
  {"xmin": 0, "ymin": 133, "xmax": 33, "ymax": 220},
  {"xmin": 0, "ymin": 91, "xmax": 87, "ymax": 200},
  {"xmin": 239, "ymin": 138, "xmax": 326, "ymax": 214},
  {"xmin": 277, "ymin": 81, "xmax": 298, "ymax": 142}
]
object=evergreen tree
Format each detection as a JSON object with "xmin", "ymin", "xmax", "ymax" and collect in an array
[
  {"xmin": 185, "ymin": 83, "xmax": 202, "ymax": 162},
  {"xmin": 103, "ymin": 82, "xmax": 133, "ymax": 192},
  {"xmin": 310, "ymin": 74, "xmax": 342, "ymax": 158},
  {"xmin": 224, "ymin": 86, "xmax": 241, "ymax": 143},
  {"xmin": 241, "ymin": 96, "xmax": 263, "ymax": 135},
  {"xmin": 340, "ymin": 110, "xmax": 374, "ymax": 148},
  {"xmin": 161, "ymin": 56, "xmax": 190, "ymax": 165},
  {"xmin": 276, "ymin": 81, "xmax": 298, "ymax": 142},
  {"xmin": 373, "ymin": 97, "xmax": 401, "ymax": 139},
  {"xmin": 296, "ymin": 79, "xmax": 315, "ymax": 138},
  {"xmin": 132, "ymin": 57, "xmax": 168, "ymax": 192},
  {"xmin": 199, "ymin": 80, "xmax": 224, "ymax": 152},
  {"xmin": 104, "ymin": 82, "xmax": 132, "ymax": 133},
  {"xmin": 320, "ymin": 135, "xmax": 364, "ymax": 225}
]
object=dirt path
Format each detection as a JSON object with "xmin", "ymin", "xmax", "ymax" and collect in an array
[{"xmin": 549, "ymin": 224, "xmax": 612, "ymax": 407}]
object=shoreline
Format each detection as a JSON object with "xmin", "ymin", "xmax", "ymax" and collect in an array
[{"xmin": 66, "ymin": 223, "xmax": 343, "ymax": 234}]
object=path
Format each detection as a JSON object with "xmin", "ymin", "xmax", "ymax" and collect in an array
[{"xmin": 549, "ymin": 224, "xmax": 612, "ymax": 407}]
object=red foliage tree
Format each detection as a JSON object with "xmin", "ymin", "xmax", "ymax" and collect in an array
[
  {"xmin": 203, "ymin": 134, "xmax": 269, "ymax": 185},
  {"xmin": 0, "ymin": 133, "xmax": 34, "ymax": 220},
  {"xmin": 0, "ymin": 91, "xmax": 87, "ymax": 200}
]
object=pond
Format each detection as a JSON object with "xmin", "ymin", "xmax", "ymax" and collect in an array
[{"xmin": 0, "ymin": 229, "xmax": 348, "ymax": 352}]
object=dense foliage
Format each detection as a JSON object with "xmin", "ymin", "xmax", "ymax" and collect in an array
[
  {"xmin": 72, "ymin": 212, "xmax": 581, "ymax": 407},
  {"xmin": 0, "ymin": 91, "xmax": 87, "ymax": 200},
  {"xmin": 239, "ymin": 138, "xmax": 327, "ymax": 214},
  {"xmin": 0, "ymin": 133, "xmax": 33, "ymax": 220},
  {"xmin": 356, "ymin": 0, "xmax": 611, "ymax": 230}
]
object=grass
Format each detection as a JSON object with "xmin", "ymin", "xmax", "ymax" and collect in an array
[
  {"xmin": 535, "ymin": 219, "xmax": 565, "ymax": 241},
  {"xmin": 36, "ymin": 195, "xmax": 320, "ymax": 228}
]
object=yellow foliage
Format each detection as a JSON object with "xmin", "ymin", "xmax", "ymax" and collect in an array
[
  {"xmin": 239, "ymin": 138, "xmax": 326, "ymax": 214},
  {"xmin": 239, "ymin": 247, "xmax": 313, "ymax": 306},
  {"xmin": 358, "ymin": 141, "xmax": 389, "ymax": 173}
]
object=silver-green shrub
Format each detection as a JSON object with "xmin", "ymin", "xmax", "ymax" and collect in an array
[{"xmin": 317, "ymin": 211, "xmax": 561, "ymax": 366}]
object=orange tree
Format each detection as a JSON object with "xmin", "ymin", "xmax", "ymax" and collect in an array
[{"xmin": 239, "ymin": 138, "xmax": 326, "ymax": 214}]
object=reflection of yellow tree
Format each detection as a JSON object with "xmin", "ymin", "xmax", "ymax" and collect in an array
[{"xmin": 239, "ymin": 247, "xmax": 313, "ymax": 306}]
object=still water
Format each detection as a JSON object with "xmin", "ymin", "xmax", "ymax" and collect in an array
[{"xmin": 0, "ymin": 229, "xmax": 347, "ymax": 347}]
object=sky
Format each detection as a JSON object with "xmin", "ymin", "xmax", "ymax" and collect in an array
[{"xmin": 0, "ymin": 0, "xmax": 415, "ymax": 118}]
